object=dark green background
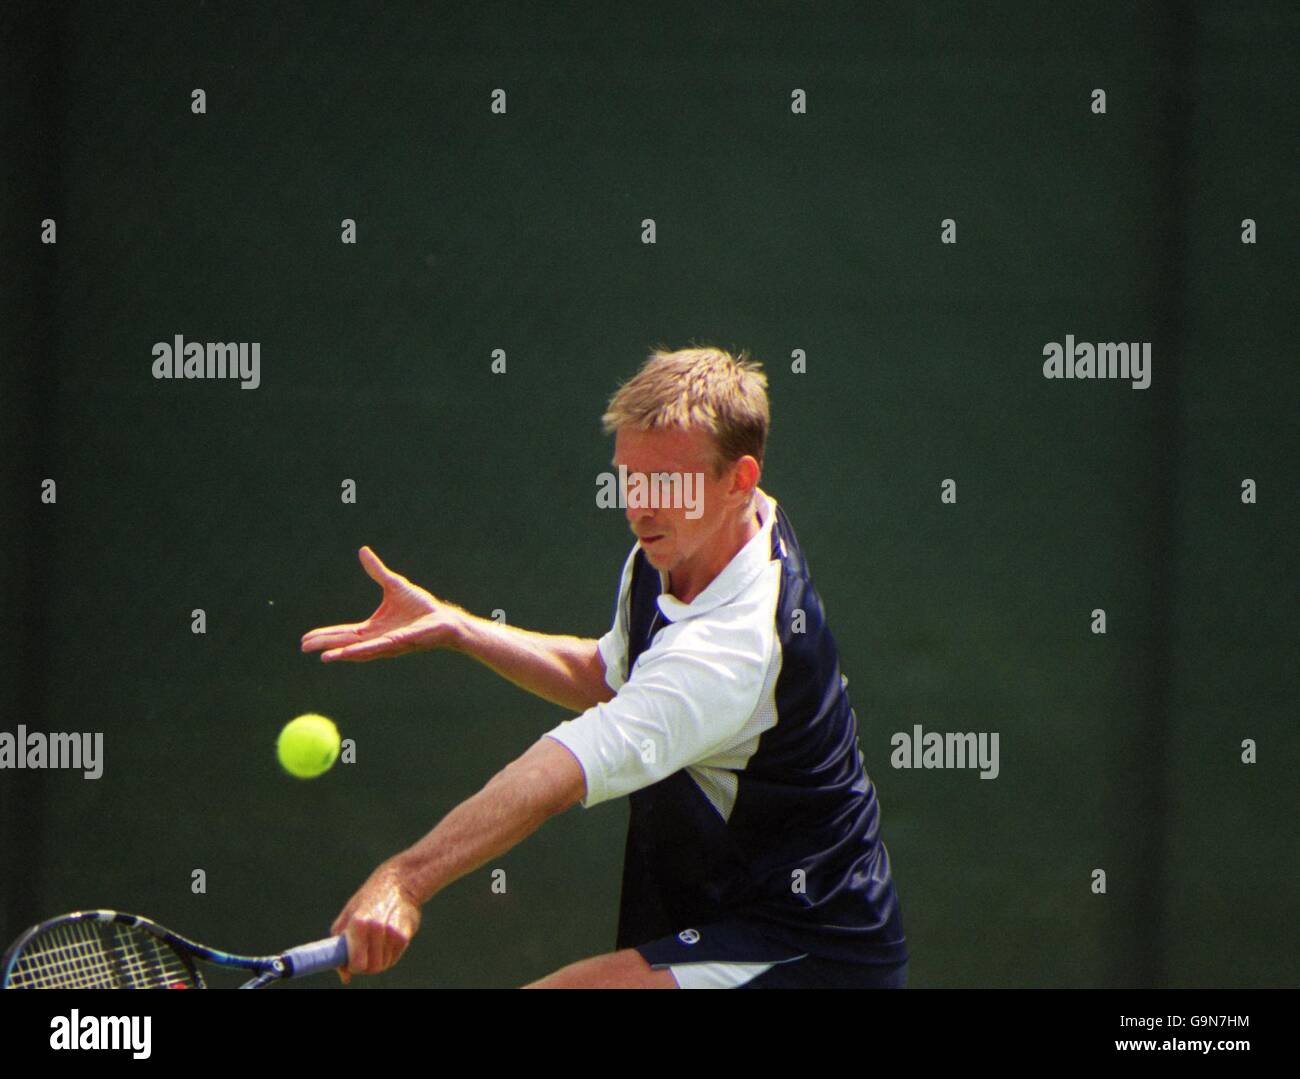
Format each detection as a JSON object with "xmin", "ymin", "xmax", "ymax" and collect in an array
[{"xmin": 2, "ymin": 2, "xmax": 1294, "ymax": 988}]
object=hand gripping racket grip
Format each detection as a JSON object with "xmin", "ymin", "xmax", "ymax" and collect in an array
[{"xmin": 282, "ymin": 935, "xmax": 349, "ymax": 978}]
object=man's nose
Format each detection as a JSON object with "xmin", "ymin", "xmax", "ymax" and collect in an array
[{"xmin": 626, "ymin": 503, "xmax": 654, "ymax": 527}]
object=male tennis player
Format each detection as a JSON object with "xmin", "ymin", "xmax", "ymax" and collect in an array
[{"xmin": 302, "ymin": 347, "xmax": 908, "ymax": 988}]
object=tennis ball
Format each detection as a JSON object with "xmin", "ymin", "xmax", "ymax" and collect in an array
[{"xmin": 277, "ymin": 714, "xmax": 340, "ymax": 779}]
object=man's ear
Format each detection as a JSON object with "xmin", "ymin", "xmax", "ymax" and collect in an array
[{"xmin": 730, "ymin": 455, "xmax": 761, "ymax": 499}]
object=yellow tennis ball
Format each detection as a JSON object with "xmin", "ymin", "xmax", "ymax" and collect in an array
[{"xmin": 277, "ymin": 714, "xmax": 340, "ymax": 779}]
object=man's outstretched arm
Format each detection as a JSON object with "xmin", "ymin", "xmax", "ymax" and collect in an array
[
  {"xmin": 330, "ymin": 735, "xmax": 586, "ymax": 979},
  {"xmin": 446, "ymin": 616, "xmax": 613, "ymax": 713},
  {"xmin": 301, "ymin": 546, "xmax": 614, "ymax": 712}
]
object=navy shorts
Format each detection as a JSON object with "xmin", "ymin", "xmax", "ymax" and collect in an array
[{"xmin": 634, "ymin": 919, "xmax": 908, "ymax": 989}]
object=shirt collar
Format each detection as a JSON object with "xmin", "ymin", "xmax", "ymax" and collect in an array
[{"xmin": 655, "ymin": 488, "xmax": 777, "ymax": 622}]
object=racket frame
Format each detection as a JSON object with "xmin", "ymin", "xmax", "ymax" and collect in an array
[{"xmin": 2, "ymin": 909, "xmax": 345, "ymax": 989}]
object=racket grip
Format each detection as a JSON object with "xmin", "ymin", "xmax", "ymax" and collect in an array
[{"xmin": 282, "ymin": 935, "xmax": 349, "ymax": 978}]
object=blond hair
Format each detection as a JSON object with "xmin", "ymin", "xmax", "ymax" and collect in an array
[{"xmin": 602, "ymin": 346, "xmax": 770, "ymax": 476}]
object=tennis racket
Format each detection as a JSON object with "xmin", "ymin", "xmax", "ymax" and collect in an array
[{"xmin": 2, "ymin": 910, "xmax": 348, "ymax": 989}]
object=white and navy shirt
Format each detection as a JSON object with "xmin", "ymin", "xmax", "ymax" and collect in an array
[{"xmin": 545, "ymin": 489, "xmax": 907, "ymax": 963}]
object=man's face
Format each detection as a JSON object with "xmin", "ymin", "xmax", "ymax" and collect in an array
[{"xmin": 612, "ymin": 425, "xmax": 751, "ymax": 580}]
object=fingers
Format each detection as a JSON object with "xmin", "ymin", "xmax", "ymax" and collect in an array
[
  {"xmin": 303, "ymin": 549, "xmax": 439, "ymax": 664},
  {"xmin": 301, "ymin": 548, "xmax": 395, "ymax": 656},
  {"xmin": 301, "ymin": 622, "xmax": 368, "ymax": 654},
  {"xmin": 331, "ymin": 871, "xmax": 420, "ymax": 982},
  {"xmin": 340, "ymin": 916, "xmax": 414, "ymax": 976},
  {"xmin": 345, "ymin": 921, "xmax": 370, "ymax": 976},
  {"xmin": 330, "ymin": 905, "xmax": 353, "ymax": 938},
  {"xmin": 320, "ymin": 634, "xmax": 408, "ymax": 663},
  {"xmin": 358, "ymin": 546, "xmax": 403, "ymax": 589}
]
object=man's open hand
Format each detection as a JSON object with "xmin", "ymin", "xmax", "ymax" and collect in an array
[{"xmin": 301, "ymin": 546, "xmax": 464, "ymax": 662}]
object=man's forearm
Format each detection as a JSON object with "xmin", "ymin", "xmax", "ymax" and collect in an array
[
  {"xmin": 447, "ymin": 613, "xmax": 614, "ymax": 713},
  {"xmin": 390, "ymin": 737, "xmax": 585, "ymax": 906}
]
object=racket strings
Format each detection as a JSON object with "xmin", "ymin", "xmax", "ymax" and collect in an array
[
  {"xmin": 7, "ymin": 920, "xmax": 197, "ymax": 989},
  {"xmin": 115, "ymin": 924, "xmax": 194, "ymax": 988},
  {"xmin": 8, "ymin": 922, "xmax": 113, "ymax": 988}
]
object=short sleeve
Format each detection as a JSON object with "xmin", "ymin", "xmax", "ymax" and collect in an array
[
  {"xmin": 595, "ymin": 544, "xmax": 638, "ymax": 692},
  {"xmin": 544, "ymin": 620, "xmax": 770, "ymax": 808}
]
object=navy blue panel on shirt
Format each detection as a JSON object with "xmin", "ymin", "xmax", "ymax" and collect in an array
[{"xmin": 612, "ymin": 502, "xmax": 908, "ymax": 965}]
